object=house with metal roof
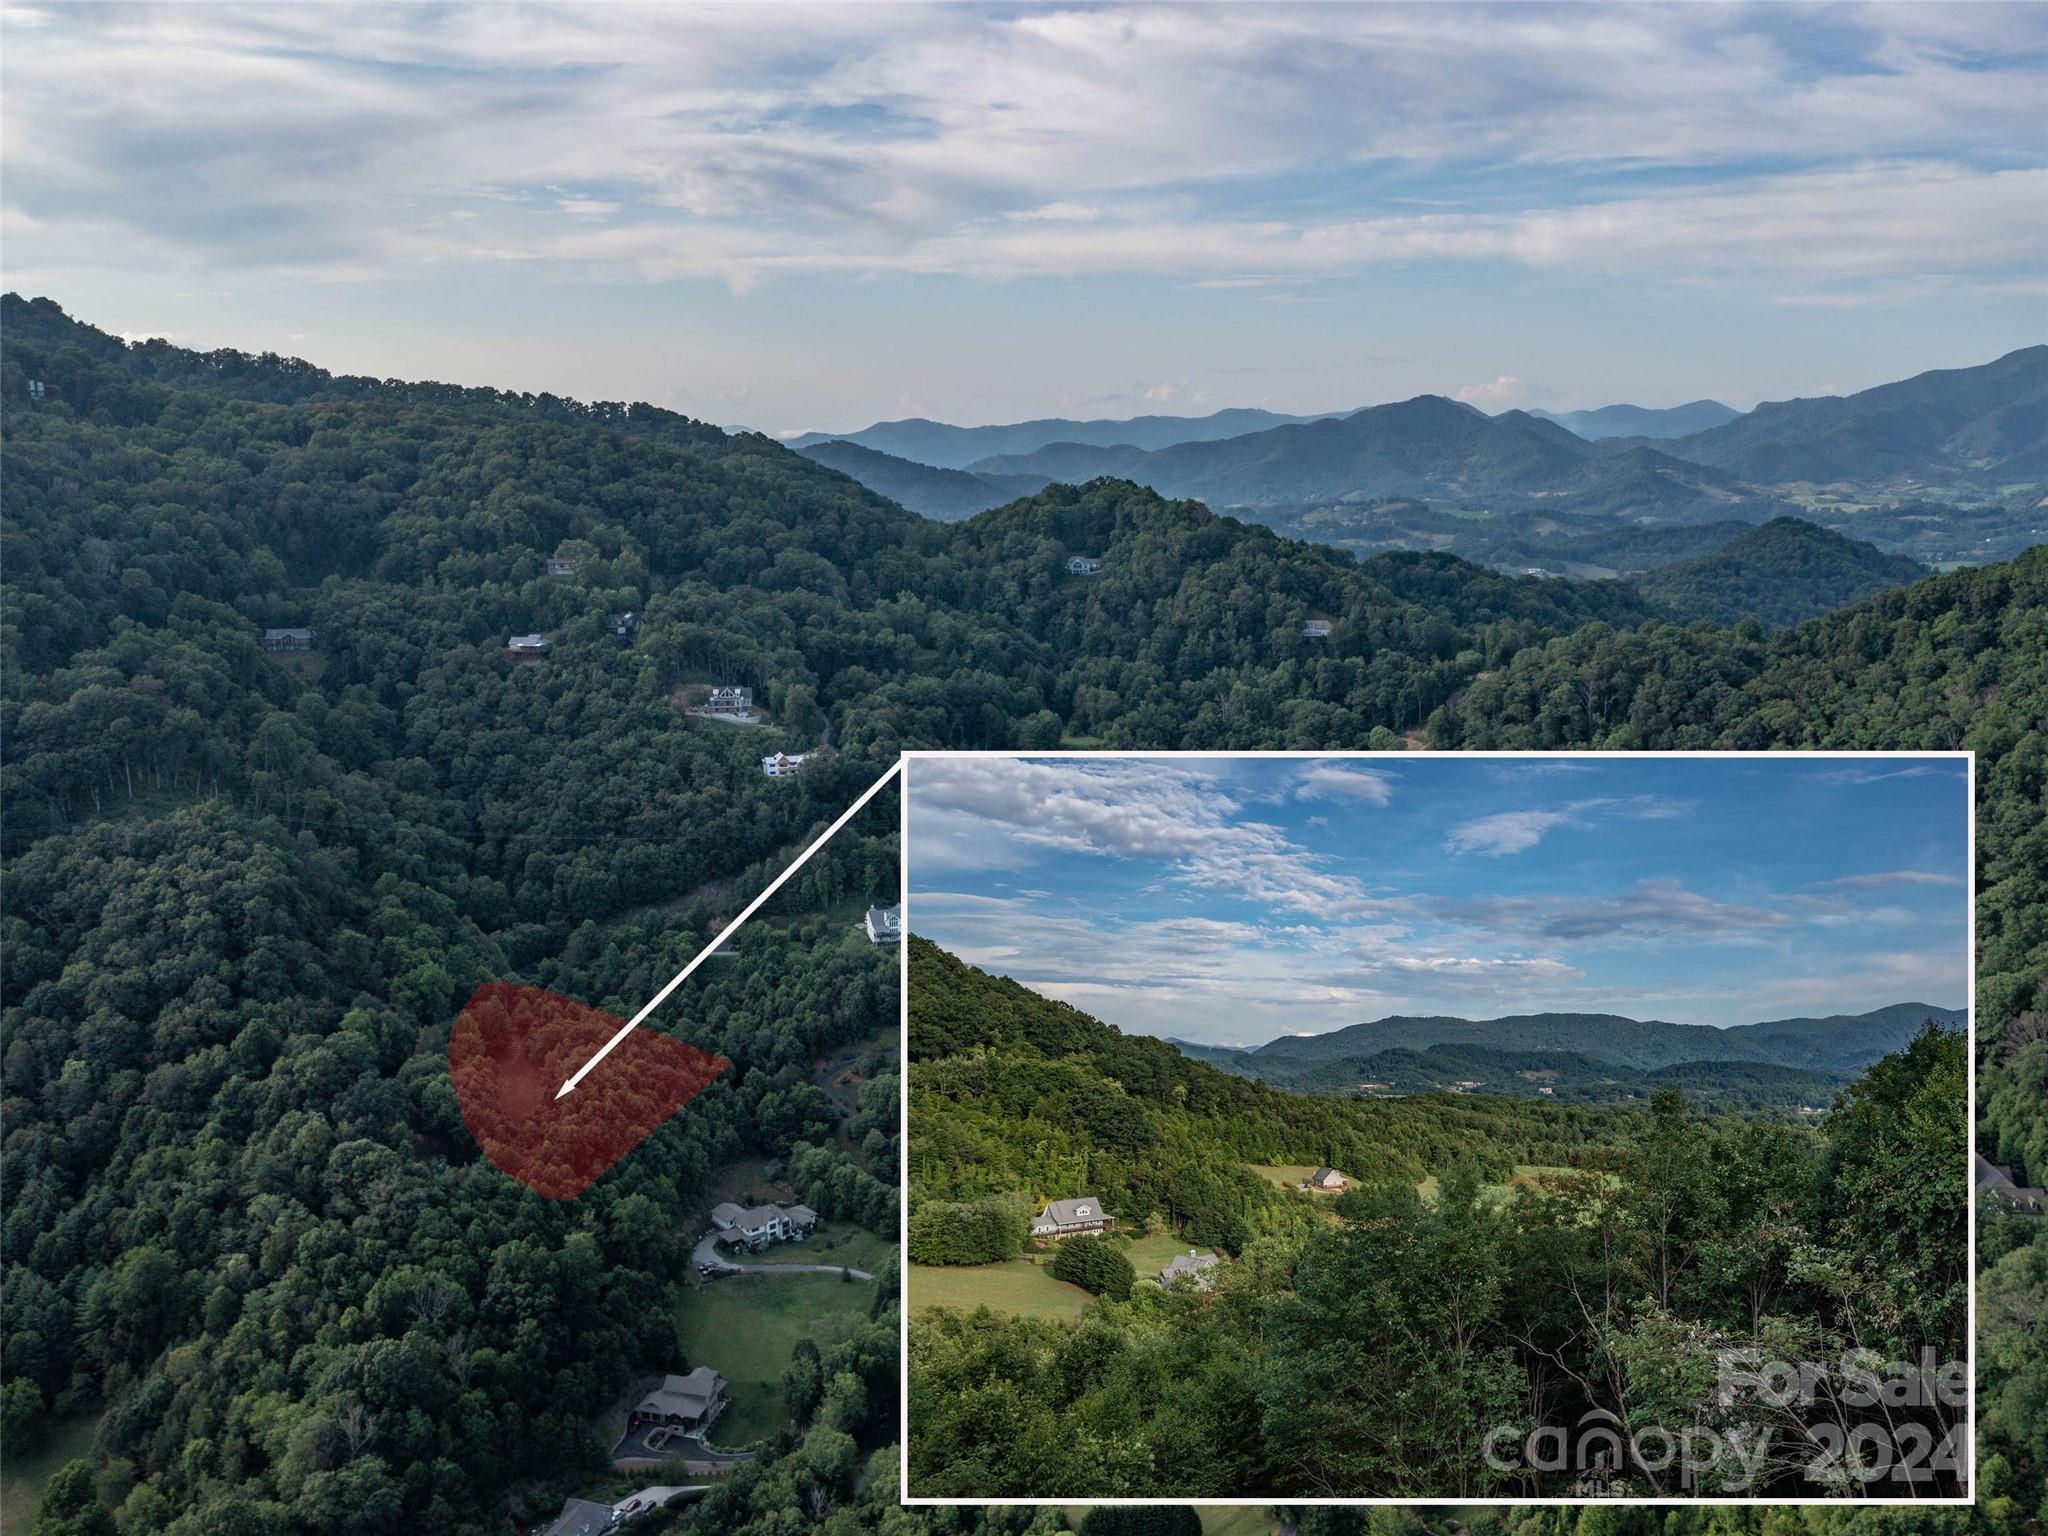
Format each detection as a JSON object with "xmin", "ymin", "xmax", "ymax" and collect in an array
[{"xmin": 1030, "ymin": 1196, "xmax": 1113, "ymax": 1238}]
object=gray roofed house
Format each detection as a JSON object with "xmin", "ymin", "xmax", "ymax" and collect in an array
[
  {"xmin": 545, "ymin": 556, "xmax": 577, "ymax": 577},
  {"xmin": 864, "ymin": 904, "xmax": 902, "ymax": 944},
  {"xmin": 1978, "ymin": 1153, "xmax": 2046, "ymax": 1215},
  {"xmin": 1066, "ymin": 555, "xmax": 1101, "ymax": 575},
  {"xmin": 1308, "ymin": 1166, "xmax": 1347, "ymax": 1191},
  {"xmin": 262, "ymin": 627, "xmax": 317, "ymax": 652},
  {"xmin": 541, "ymin": 1497, "xmax": 620, "ymax": 1536},
  {"xmin": 1158, "ymin": 1250, "xmax": 1220, "ymax": 1289},
  {"xmin": 633, "ymin": 1367, "xmax": 726, "ymax": 1431},
  {"xmin": 1302, "ymin": 619, "xmax": 1333, "ymax": 638},
  {"xmin": 1031, "ymin": 1196, "xmax": 1113, "ymax": 1238}
]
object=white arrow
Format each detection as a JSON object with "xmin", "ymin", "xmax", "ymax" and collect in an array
[{"xmin": 555, "ymin": 757, "xmax": 903, "ymax": 1098}]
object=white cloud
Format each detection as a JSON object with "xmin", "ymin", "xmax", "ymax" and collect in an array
[
  {"xmin": 910, "ymin": 756, "xmax": 1404, "ymax": 921},
  {"xmin": 1445, "ymin": 808, "xmax": 1571, "ymax": 857},
  {"xmin": 3, "ymin": 6, "xmax": 2040, "ymax": 297},
  {"xmin": 1458, "ymin": 374, "xmax": 1525, "ymax": 407},
  {"xmin": 1817, "ymin": 869, "xmax": 1964, "ymax": 889},
  {"xmin": 1294, "ymin": 763, "xmax": 1395, "ymax": 806},
  {"xmin": 1444, "ymin": 794, "xmax": 1691, "ymax": 856}
]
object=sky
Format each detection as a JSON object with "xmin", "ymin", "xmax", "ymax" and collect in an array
[
  {"xmin": 906, "ymin": 754, "xmax": 1970, "ymax": 1048},
  {"xmin": 2, "ymin": 3, "xmax": 2043, "ymax": 433}
]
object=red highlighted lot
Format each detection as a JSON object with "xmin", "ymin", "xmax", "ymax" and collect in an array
[{"xmin": 450, "ymin": 982, "xmax": 728, "ymax": 1199}]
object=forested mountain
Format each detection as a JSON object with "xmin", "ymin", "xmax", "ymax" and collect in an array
[
  {"xmin": 968, "ymin": 395, "xmax": 1796, "ymax": 522},
  {"xmin": 1194, "ymin": 1001, "xmax": 1963, "ymax": 1078},
  {"xmin": 1630, "ymin": 517, "xmax": 1929, "ymax": 627},
  {"xmin": 971, "ymin": 395, "xmax": 1591, "ymax": 503},
  {"xmin": 1529, "ymin": 399, "xmax": 1740, "ymax": 440},
  {"xmin": 786, "ymin": 406, "xmax": 1339, "ymax": 468},
  {"xmin": 1657, "ymin": 344, "xmax": 2048, "ymax": 487},
  {"xmin": 909, "ymin": 938, "xmax": 1967, "ymax": 1498},
  {"xmin": 1172, "ymin": 1037, "xmax": 1855, "ymax": 1115},
  {"xmin": 3, "ymin": 294, "xmax": 2044, "ymax": 1531},
  {"xmin": 796, "ymin": 439, "xmax": 1049, "ymax": 520}
]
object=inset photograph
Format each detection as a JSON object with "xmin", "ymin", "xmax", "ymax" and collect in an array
[{"xmin": 902, "ymin": 753, "xmax": 1971, "ymax": 1503}]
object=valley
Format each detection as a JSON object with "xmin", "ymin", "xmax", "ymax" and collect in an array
[
  {"xmin": 905, "ymin": 938, "xmax": 1970, "ymax": 1499},
  {"xmin": 795, "ymin": 348, "xmax": 2048, "ymax": 593},
  {"xmin": 3, "ymin": 294, "xmax": 2040, "ymax": 1529}
]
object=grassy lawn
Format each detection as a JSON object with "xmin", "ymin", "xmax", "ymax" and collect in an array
[
  {"xmin": 910, "ymin": 1260, "xmax": 1095, "ymax": 1324},
  {"xmin": 1, "ymin": 1417, "xmax": 98, "ymax": 1530},
  {"xmin": 675, "ymin": 1270, "xmax": 876, "ymax": 1448},
  {"xmin": 1117, "ymin": 1228, "xmax": 1215, "ymax": 1278},
  {"xmin": 1249, "ymin": 1162, "xmax": 1347, "ymax": 1192},
  {"xmin": 741, "ymin": 1223, "xmax": 892, "ymax": 1274}
]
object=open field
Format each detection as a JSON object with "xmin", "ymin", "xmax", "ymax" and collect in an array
[
  {"xmin": 0, "ymin": 1417, "xmax": 97, "ymax": 1530},
  {"xmin": 675, "ymin": 1269, "xmax": 876, "ymax": 1447},
  {"xmin": 1249, "ymin": 1162, "xmax": 1348, "ymax": 1191},
  {"xmin": 910, "ymin": 1260, "xmax": 1096, "ymax": 1324}
]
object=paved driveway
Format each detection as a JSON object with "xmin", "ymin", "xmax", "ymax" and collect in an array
[
  {"xmin": 610, "ymin": 1421, "xmax": 757, "ymax": 1468},
  {"xmin": 690, "ymin": 1228, "xmax": 873, "ymax": 1280}
]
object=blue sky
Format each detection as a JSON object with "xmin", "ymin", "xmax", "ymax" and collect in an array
[
  {"xmin": 2, "ymin": 4, "xmax": 2043, "ymax": 431},
  {"xmin": 906, "ymin": 755, "xmax": 1969, "ymax": 1047}
]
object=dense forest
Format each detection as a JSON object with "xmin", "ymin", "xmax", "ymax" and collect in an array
[
  {"xmin": 1, "ymin": 296, "xmax": 2042, "ymax": 1534},
  {"xmin": 907, "ymin": 940, "xmax": 1967, "ymax": 1499}
]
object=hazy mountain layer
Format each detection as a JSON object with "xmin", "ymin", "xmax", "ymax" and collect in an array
[
  {"xmin": 799, "ymin": 439, "xmax": 1049, "ymax": 520},
  {"xmin": 786, "ymin": 406, "xmax": 1341, "ymax": 468},
  {"xmin": 1530, "ymin": 399, "xmax": 1740, "ymax": 440}
]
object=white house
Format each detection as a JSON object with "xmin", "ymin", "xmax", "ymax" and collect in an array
[
  {"xmin": 709, "ymin": 1201, "xmax": 819, "ymax": 1249},
  {"xmin": 1030, "ymin": 1196, "xmax": 1113, "ymax": 1239},
  {"xmin": 762, "ymin": 751, "xmax": 810, "ymax": 778},
  {"xmin": 702, "ymin": 685, "xmax": 755, "ymax": 716},
  {"xmin": 1302, "ymin": 619, "xmax": 1333, "ymax": 639},
  {"xmin": 1066, "ymin": 555, "xmax": 1101, "ymax": 575},
  {"xmin": 506, "ymin": 633, "xmax": 552, "ymax": 661},
  {"xmin": 864, "ymin": 905, "xmax": 902, "ymax": 944},
  {"xmin": 545, "ymin": 556, "xmax": 577, "ymax": 578}
]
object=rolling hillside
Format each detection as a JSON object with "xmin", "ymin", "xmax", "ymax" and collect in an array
[
  {"xmin": 1632, "ymin": 517, "xmax": 1928, "ymax": 627},
  {"xmin": 798, "ymin": 439, "xmax": 1049, "ymax": 520},
  {"xmin": 1530, "ymin": 399, "xmax": 1741, "ymax": 440},
  {"xmin": 970, "ymin": 394, "xmax": 1792, "ymax": 522},
  {"xmin": 786, "ymin": 405, "xmax": 1339, "ymax": 468},
  {"xmin": 1168, "ymin": 1038, "xmax": 1856, "ymax": 1115},
  {"xmin": 1659, "ymin": 344, "xmax": 2048, "ymax": 487},
  {"xmin": 1190, "ymin": 1001, "xmax": 1964, "ymax": 1080}
]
